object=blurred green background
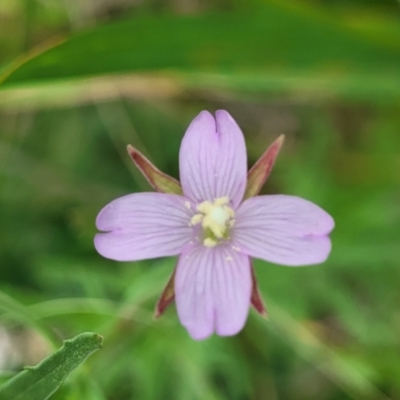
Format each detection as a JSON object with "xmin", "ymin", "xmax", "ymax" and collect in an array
[{"xmin": 1, "ymin": 0, "xmax": 400, "ymax": 399}]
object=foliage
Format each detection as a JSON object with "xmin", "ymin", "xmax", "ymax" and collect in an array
[{"xmin": 0, "ymin": 332, "xmax": 102, "ymax": 400}]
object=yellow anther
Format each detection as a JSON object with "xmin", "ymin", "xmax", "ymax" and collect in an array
[
  {"xmin": 202, "ymin": 214, "xmax": 225, "ymax": 238},
  {"xmin": 214, "ymin": 196, "xmax": 229, "ymax": 206},
  {"xmin": 203, "ymin": 238, "xmax": 217, "ymax": 247},
  {"xmin": 190, "ymin": 214, "xmax": 203, "ymax": 226},
  {"xmin": 196, "ymin": 201, "xmax": 213, "ymax": 214},
  {"xmin": 226, "ymin": 207, "xmax": 235, "ymax": 218},
  {"xmin": 190, "ymin": 197, "xmax": 235, "ymax": 247}
]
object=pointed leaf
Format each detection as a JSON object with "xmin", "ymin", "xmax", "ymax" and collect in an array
[
  {"xmin": 244, "ymin": 135, "xmax": 284, "ymax": 199},
  {"xmin": 250, "ymin": 265, "xmax": 268, "ymax": 318},
  {"xmin": 2, "ymin": 5, "xmax": 400, "ymax": 102},
  {"xmin": 0, "ymin": 332, "xmax": 103, "ymax": 400},
  {"xmin": 154, "ymin": 268, "xmax": 176, "ymax": 318},
  {"xmin": 127, "ymin": 145, "xmax": 182, "ymax": 195}
]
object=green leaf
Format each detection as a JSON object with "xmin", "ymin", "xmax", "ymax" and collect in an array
[
  {"xmin": 0, "ymin": 332, "xmax": 103, "ymax": 400},
  {"xmin": 1, "ymin": 3, "xmax": 400, "ymax": 100}
]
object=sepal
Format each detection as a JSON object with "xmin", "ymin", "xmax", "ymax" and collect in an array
[
  {"xmin": 244, "ymin": 135, "xmax": 284, "ymax": 199},
  {"xmin": 154, "ymin": 268, "xmax": 176, "ymax": 318},
  {"xmin": 250, "ymin": 263, "xmax": 268, "ymax": 318},
  {"xmin": 127, "ymin": 144, "xmax": 183, "ymax": 195}
]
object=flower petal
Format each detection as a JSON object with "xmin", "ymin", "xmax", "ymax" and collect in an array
[
  {"xmin": 94, "ymin": 193, "xmax": 192, "ymax": 261},
  {"xmin": 234, "ymin": 195, "xmax": 334, "ymax": 266},
  {"xmin": 175, "ymin": 244, "xmax": 251, "ymax": 340},
  {"xmin": 179, "ymin": 110, "xmax": 247, "ymax": 207}
]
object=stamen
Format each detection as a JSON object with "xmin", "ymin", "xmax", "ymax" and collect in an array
[
  {"xmin": 204, "ymin": 238, "xmax": 217, "ymax": 247},
  {"xmin": 190, "ymin": 214, "xmax": 203, "ymax": 226},
  {"xmin": 197, "ymin": 201, "xmax": 213, "ymax": 214},
  {"xmin": 189, "ymin": 197, "xmax": 235, "ymax": 247},
  {"xmin": 214, "ymin": 196, "xmax": 229, "ymax": 206}
]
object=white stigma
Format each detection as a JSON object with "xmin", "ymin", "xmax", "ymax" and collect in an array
[
  {"xmin": 209, "ymin": 207, "xmax": 230, "ymax": 226},
  {"xmin": 190, "ymin": 197, "xmax": 235, "ymax": 247}
]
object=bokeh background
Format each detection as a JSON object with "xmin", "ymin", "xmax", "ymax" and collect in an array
[{"xmin": 1, "ymin": 0, "xmax": 400, "ymax": 399}]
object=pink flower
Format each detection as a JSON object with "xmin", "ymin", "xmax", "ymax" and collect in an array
[{"xmin": 94, "ymin": 110, "xmax": 334, "ymax": 340}]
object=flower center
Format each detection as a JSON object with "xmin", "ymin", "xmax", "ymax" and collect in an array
[{"xmin": 190, "ymin": 196, "xmax": 235, "ymax": 247}]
